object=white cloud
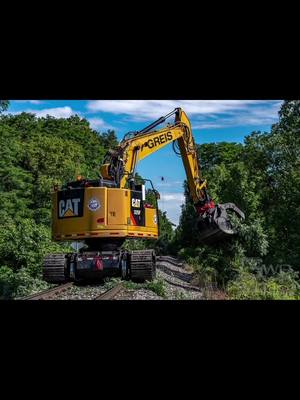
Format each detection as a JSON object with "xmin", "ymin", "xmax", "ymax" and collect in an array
[
  {"xmin": 25, "ymin": 106, "xmax": 78, "ymax": 118},
  {"xmin": 31, "ymin": 100, "xmax": 43, "ymax": 104},
  {"xmin": 155, "ymin": 180, "xmax": 183, "ymax": 188},
  {"xmin": 6, "ymin": 106, "xmax": 82, "ymax": 121},
  {"xmin": 193, "ymin": 101, "xmax": 283, "ymax": 129},
  {"xmin": 158, "ymin": 192, "xmax": 185, "ymax": 226},
  {"xmin": 86, "ymin": 100, "xmax": 283, "ymax": 130},
  {"xmin": 88, "ymin": 117, "xmax": 114, "ymax": 131},
  {"xmin": 193, "ymin": 123, "xmax": 224, "ymax": 129},
  {"xmin": 15, "ymin": 100, "xmax": 44, "ymax": 105},
  {"xmin": 87, "ymin": 100, "xmax": 276, "ymax": 118},
  {"xmin": 159, "ymin": 193, "xmax": 185, "ymax": 203}
]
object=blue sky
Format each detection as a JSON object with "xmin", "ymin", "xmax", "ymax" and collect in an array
[{"xmin": 7, "ymin": 100, "xmax": 283, "ymax": 225}]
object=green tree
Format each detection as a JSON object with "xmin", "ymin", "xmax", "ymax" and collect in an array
[
  {"xmin": 263, "ymin": 100, "xmax": 300, "ymax": 268},
  {"xmin": 174, "ymin": 100, "xmax": 300, "ymax": 296},
  {"xmin": 0, "ymin": 111, "xmax": 118, "ymax": 297},
  {"xmin": 0, "ymin": 100, "xmax": 9, "ymax": 113}
]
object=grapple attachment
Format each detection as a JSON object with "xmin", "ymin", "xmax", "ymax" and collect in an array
[{"xmin": 197, "ymin": 202, "xmax": 245, "ymax": 244}]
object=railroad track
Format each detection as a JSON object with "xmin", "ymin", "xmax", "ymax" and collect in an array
[
  {"xmin": 20, "ymin": 282, "xmax": 74, "ymax": 300},
  {"xmin": 156, "ymin": 255, "xmax": 184, "ymax": 267},
  {"xmin": 21, "ymin": 282, "xmax": 124, "ymax": 300},
  {"xmin": 156, "ymin": 255, "xmax": 194, "ymax": 284},
  {"xmin": 20, "ymin": 256, "xmax": 184, "ymax": 300},
  {"xmin": 94, "ymin": 283, "xmax": 123, "ymax": 300}
]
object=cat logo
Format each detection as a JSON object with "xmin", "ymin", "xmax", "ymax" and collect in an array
[
  {"xmin": 59, "ymin": 198, "xmax": 81, "ymax": 218},
  {"xmin": 132, "ymin": 198, "xmax": 141, "ymax": 208}
]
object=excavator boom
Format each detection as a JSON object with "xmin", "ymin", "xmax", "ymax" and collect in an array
[{"xmin": 101, "ymin": 108, "xmax": 244, "ymax": 243}]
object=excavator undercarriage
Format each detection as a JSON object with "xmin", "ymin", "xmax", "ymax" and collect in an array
[{"xmin": 43, "ymin": 248, "xmax": 156, "ymax": 283}]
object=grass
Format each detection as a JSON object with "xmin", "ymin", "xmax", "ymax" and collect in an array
[
  {"xmin": 123, "ymin": 278, "xmax": 166, "ymax": 298},
  {"xmin": 102, "ymin": 277, "xmax": 122, "ymax": 290},
  {"xmin": 122, "ymin": 280, "xmax": 141, "ymax": 291},
  {"xmin": 145, "ymin": 279, "xmax": 166, "ymax": 297},
  {"xmin": 174, "ymin": 291, "xmax": 189, "ymax": 300}
]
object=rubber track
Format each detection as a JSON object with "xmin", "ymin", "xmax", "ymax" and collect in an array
[
  {"xmin": 130, "ymin": 250, "xmax": 156, "ymax": 282},
  {"xmin": 43, "ymin": 254, "xmax": 67, "ymax": 283}
]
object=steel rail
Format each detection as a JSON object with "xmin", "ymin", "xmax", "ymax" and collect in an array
[
  {"xmin": 94, "ymin": 283, "xmax": 123, "ymax": 300},
  {"xmin": 20, "ymin": 282, "xmax": 74, "ymax": 300},
  {"xmin": 156, "ymin": 256, "xmax": 184, "ymax": 267}
]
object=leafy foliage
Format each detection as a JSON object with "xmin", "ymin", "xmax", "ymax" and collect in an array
[
  {"xmin": 0, "ymin": 100, "xmax": 9, "ymax": 113},
  {"xmin": 174, "ymin": 101, "xmax": 300, "ymax": 299},
  {"xmin": 0, "ymin": 112, "xmax": 118, "ymax": 298},
  {"xmin": 0, "ymin": 217, "xmax": 66, "ymax": 276},
  {"xmin": 0, "ymin": 266, "xmax": 50, "ymax": 299},
  {"xmin": 227, "ymin": 270, "xmax": 300, "ymax": 300}
]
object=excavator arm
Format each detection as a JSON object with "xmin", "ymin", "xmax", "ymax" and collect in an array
[
  {"xmin": 101, "ymin": 108, "xmax": 205, "ymax": 198},
  {"xmin": 100, "ymin": 108, "xmax": 244, "ymax": 243}
]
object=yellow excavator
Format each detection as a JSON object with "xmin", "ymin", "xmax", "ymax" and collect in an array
[{"xmin": 43, "ymin": 108, "xmax": 244, "ymax": 283}]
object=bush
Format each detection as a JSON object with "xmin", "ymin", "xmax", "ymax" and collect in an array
[
  {"xmin": 123, "ymin": 278, "xmax": 166, "ymax": 297},
  {"xmin": 0, "ymin": 217, "xmax": 70, "ymax": 298},
  {"xmin": 227, "ymin": 270, "xmax": 300, "ymax": 300},
  {"xmin": 0, "ymin": 266, "xmax": 50, "ymax": 299},
  {"xmin": 0, "ymin": 266, "xmax": 16, "ymax": 299},
  {"xmin": 0, "ymin": 217, "xmax": 70, "ymax": 276},
  {"xmin": 146, "ymin": 279, "xmax": 166, "ymax": 297},
  {"xmin": 187, "ymin": 256, "xmax": 217, "ymax": 288}
]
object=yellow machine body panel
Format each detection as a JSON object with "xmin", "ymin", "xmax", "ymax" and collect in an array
[
  {"xmin": 128, "ymin": 207, "xmax": 158, "ymax": 237},
  {"xmin": 52, "ymin": 187, "xmax": 159, "ymax": 241},
  {"xmin": 107, "ymin": 189, "xmax": 128, "ymax": 226}
]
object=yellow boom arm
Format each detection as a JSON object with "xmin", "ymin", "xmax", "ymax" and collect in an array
[
  {"xmin": 100, "ymin": 107, "xmax": 245, "ymax": 243},
  {"xmin": 101, "ymin": 108, "xmax": 208, "ymax": 205}
]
